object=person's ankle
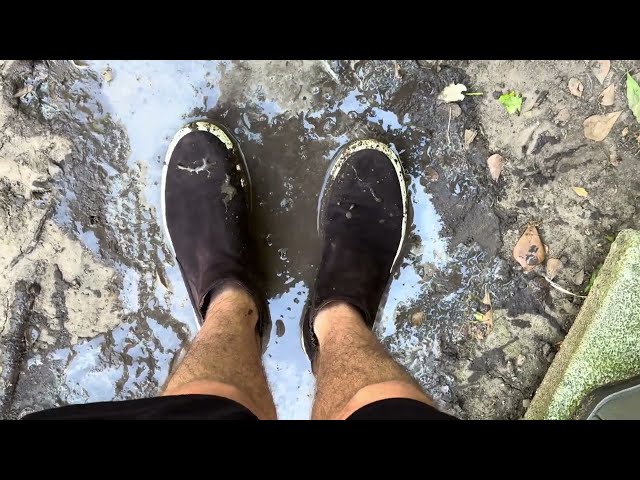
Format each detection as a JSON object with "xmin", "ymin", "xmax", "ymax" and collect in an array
[
  {"xmin": 313, "ymin": 301, "xmax": 364, "ymax": 347},
  {"xmin": 204, "ymin": 282, "xmax": 259, "ymax": 329}
]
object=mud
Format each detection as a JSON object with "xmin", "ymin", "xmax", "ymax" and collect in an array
[{"xmin": 1, "ymin": 60, "xmax": 639, "ymax": 419}]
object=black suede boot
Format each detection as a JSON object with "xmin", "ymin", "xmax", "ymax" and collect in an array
[
  {"xmin": 162, "ymin": 121, "xmax": 269, "ymax": 341},
  {"xmin": 302, "ymin": 139, "xmax": 408, "ymax": 365}
]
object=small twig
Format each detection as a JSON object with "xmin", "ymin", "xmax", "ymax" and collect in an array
[
  {"xmin": 544, "ymin": 276, "xmax": 587, "ymax": 298},
  {"xmin": 446, "ymin": 105, "xmax": 452, "ymax": 146}
]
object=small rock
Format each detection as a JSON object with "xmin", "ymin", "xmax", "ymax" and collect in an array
[
  {"xmin": 449, "ymin": 103, "xmax": 462, "ymax": 118},
  {"xmin": 47, "ymin": 163, "xmax": 62, "ymax": 177},
  {"xmin": 275, "ymin": 319, "xmax": 285, "ymax": 337},
  {"xmin": 516, "ymin": 354, "xmax": 526, "ymax": 368},
  {"xmin": 424, "ymin": 167, "xmax": 439, "ymax": 182},
  {"xmin": 573, "ymin": 269, "xmax": 585, "ymax": 286},
  {"xmin": 522, "ymin": 399, "xmax": 531, "ymax": 409}
]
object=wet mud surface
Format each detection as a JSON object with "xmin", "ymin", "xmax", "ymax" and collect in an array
[{"xmin": 1, "ymin": 60, "xmax": 639, "ymax": 419}]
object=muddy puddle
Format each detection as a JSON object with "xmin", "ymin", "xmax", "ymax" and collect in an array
[{"xmin": 4, "ymin": 60, "xmax": 529, "ymax": 419}]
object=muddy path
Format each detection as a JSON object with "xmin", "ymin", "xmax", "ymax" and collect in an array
[{"xmin": 1, "ymin": 60, "xmax": 638, "ymax": 419}]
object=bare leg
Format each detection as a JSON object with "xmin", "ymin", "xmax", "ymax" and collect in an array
[
  {"xmin": 312, "ymin": 302, "xmax": 433, "ymax": 420},
  {"xmin": 162, "ymin": 285, "xmax": 276, "ymax": 420}
]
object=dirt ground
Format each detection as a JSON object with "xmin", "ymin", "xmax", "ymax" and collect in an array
[{"xmin": 1, "ymin": 60, "xmax": 638, "ymax": 419}]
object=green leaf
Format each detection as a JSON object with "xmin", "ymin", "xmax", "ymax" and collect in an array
[
  {"xmin": 498, "ymin": 91, "xmax": 523, "ymax": 115},
  {"xmin": 627, "ymin": 73, "xmax": 640, "ymax": 123},
  {"xmin": 473, "ymin": 312, "xmax": 485, "ymax": 322}
]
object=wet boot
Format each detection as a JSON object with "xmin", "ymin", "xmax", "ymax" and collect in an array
[
  {"xmin": 302, "ymin": 139, "xmax": 408, "ymax": 367},
  {"xmin": 162, "ymin": 121, "xmax": 269, "ymax": 342}
]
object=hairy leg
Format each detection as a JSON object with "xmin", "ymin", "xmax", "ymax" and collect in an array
[
  {"xmin": 162, "ymin": 285, "xmax": 276, "ymax": 420},
  {"xmin": 312, "ymin": 302, "xmax": 433, "ymax": 420}
]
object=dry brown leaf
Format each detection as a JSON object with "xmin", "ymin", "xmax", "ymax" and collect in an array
[
  {"xmin": 572, "ymin": 186, "xmax": 588, "ymax": 197},
  {"xmin": 13, "ymin": 84, "xmax": 33, "ymax": 98},
  {"xmin": 599, "ymin": 84, "xmax": 615, "ymax": 106},
  {"xmin": 513, "ymin": 225, "xmax": 545, "ymax": 271},
  {"xmin": 411, "ymin": 311, "xmax": 425, "ymax": 327},
  {"xmin": 546, "ymin": 258, "xmax": 563, "ymax": 280},
  {"xmin": 487, "ymin": 154, "xmax": 504, "ymax": 182},
  {"xmin": 583, "ymin": 111, "xmax": 622, "ymax": 141},
  {"xmin": 592, "ymin": 60, "xmax": 611, "ymax": 85},
  {"xmin": 573, "ymin": 269, "xmax": 585, "ymax": 286},
  {"xmin": 102, "ymin": 68, "xmax": 113, "ymax": 83},
  {"xmin": 464, "ymin": 129, "xmax": 478, "ymax": 150},
  {"xmin": 568, "ymin": 78, "xmax": 584, "ymax": 97}
]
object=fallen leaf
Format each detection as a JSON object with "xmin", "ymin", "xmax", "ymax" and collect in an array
[
  {"xmin": 102, "ymin": 68, "xmax": 113, "ymax": 83},
  {"xmin": 568, "ymin": 78, "xmax": 584, "ymax": 97},
  {"xmin": 513, "ymin": 225, "xmax": 545, "ymax": 271},
  {"xmin": 411, "ymin": 311, "xmax": 425, "ymax": 327},
  {"xmin": 622, "ymin": 127, "xmax": 629, "ymax": 137},
  {"xmin": 546, "ymin": 258, "xmax": 563, "ymax": 280},
  {"xmin": 13, "ymin": 84, "xmax": 33, "ymax": 98},
  {"xmin": 464, "ymin": 129, "xmax": 478, "ymax": 149},
  {"xmin": 439, "ymin": 83, "xmax": 467, "ymax": 103},
  {"xmin": 573, "ymin": 269, "xmax": 585, "ymax": 286},
  {"xmin": 626, "ymin": 73, "xmax": 640, "ymax": 123},
  {"xmin": 572, "ymin": 186, "xmax": 588, "ymax": 197},
  {"xmin": 482, "ymin": 287, "xmax": 491, "ymax": 306},
  {"xmin": 498, "ymin": 91, "xmax": 523, "ymax": 115},
  {"xmin": 487, "ymin": 154, "xmax": 504, "ymax": 182},
  {"xmin": 599, "ymin": 84, "xmax": 615, "ymax": 106},
  {"xmin": 583, "ymin": 111, "xmax": 622, "ymax": 141},
  {"xmin": 592, "ymin": 60, "xmax": 611, "ymax": 85}
]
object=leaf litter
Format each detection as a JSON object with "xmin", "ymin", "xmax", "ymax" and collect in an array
[
  {"xmin": 568, "ymin": 78, "xmax": 584, "ymax": 97},
  {"xmin": 627, "ymin": 73, "xmax": 640, "ymax": 123},
  {"xmin": 599, "ymin": 84, "xmax": 615, "ymax": 106},
  {"xmin": 572, "ymin": 187, "xmax": 588, "ymax": 197},
  {"xmin": 498, "ymin": 91, "xmax": 523, "ymax": 115},
  {"xmin": 439, "ymin": 83, "xmax": 467, "ymax": 103},
  {"xmin": 546, "ymin": 258, "xmax": 563, "ymax": 280},
  {"xmin": 583, "ymin": 111, "xmax": 622, "ymax": 141},
  {"xmin": 487, "ymin": 154, "xmax": 504, "ymax": 182},
  {"xmin": 592, "ymin": 60, "xmax": 611, "ymax": 85},
  {"xmin": 464, "ymin": 129, "xmax": 478, "ymax": 149},
  {"xmin": 513, "ymin": 225, "xmax": 545, "ymax": 271}
]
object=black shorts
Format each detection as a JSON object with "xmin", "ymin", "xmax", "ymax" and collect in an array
[{"xmin": 22, "ymin": 395, "xmax": 455, "ymax": 420}]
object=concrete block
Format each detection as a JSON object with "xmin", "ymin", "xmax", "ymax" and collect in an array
[{"xmin": 525, "ymin": 229, "xmax": 640, "ymax": 419}]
